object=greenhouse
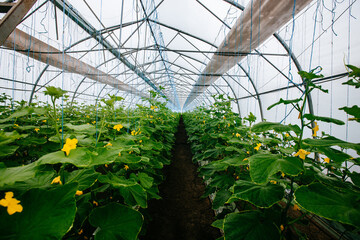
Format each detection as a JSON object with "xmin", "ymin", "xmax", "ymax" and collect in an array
[{"xmin": 0, "ymin": 0, "xmax": 359, "ymax": 239}]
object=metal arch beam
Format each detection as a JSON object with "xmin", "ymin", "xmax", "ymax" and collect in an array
[
  {"xmin": 51, "ymin": 0, "xmax": 171, "ymax": 105},
  {"xmin": 237, "ymin": 64, "xmax": 264, "ymax": 120},
  {"xmin": 138, "ymin": 0, "xmax": 180, "ymax": 109},
  {"xmin": 184, "ymin": 0, "xmax": 312, "ymax": 108}
]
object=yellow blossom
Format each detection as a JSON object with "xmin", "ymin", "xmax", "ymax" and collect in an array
[
  {"xmin": 13, "ymin": 123, "xmax": 19, "ymax": 128},
  {"xmin": 223, "ymin": 116, "xmax": 226, "ymax": 120},
  {"xmin": 93, "ymin": 201, "xmax": 98, "ymax": 206},
  {"xmin": 92, "ymin": 121, "xmax": 96, "ymax": 124},
  {"xmin": 78, "ymin": 229, "xmax": 83, "ymax": 235},
  {"xmin": 139, "ymin": 140, "xmax": 142, "ymax": 143},
  {"xmin": 243, "ymin": 158, "xmax": 248, "ymax": 161},
  {"xmin": 131, "ymin": 130, "xmax": 136, "ymax": 136},
  {"xmin": 254, "ymin": 143, "xmax": 261, "ymax": 151},
  {"xmin": 113, "ymin": 124, "xmax": 123, "ymax": 131},
  {"xmin": 118, "ymin": 152, "xmax": 121, "ymax": 156},
  {"xmin": 124, "ymin": 165, "xmax": 129, "ymax": 171},
  {"xmin": 0, "ymin": 192, "xmax": 23, "ymax": 215},
  {"xmin": 294, "ymin": 149, "xmax": 310, "ymax": 160},
  {"xmin": 57, "ymin": 118, "xmax": 59, "ymax": 121},
  {"xmin": 42, "ymin": 119, "xmax": 47, "ymax": 123},
  {"xmin": 86, "ymin": 115, "xmax": 90, "ymax": 118},
  {"xmin": 76, "ymin": 190, "xmax": 83, "ymax": 196},
  {"xmin": 150, "ymin": 105, "xmax": 157, "ymax": 110},
  {"xmin": 246, "ymin": 151, "xmax": 250, "ymax": 154},
  {"xmin": 281, "ymin": 172, "xmax": 285, "ymax": 178},
  {"xmin": 61, "ymin": 138, "xmax": 78, "ymax": 156},
  {"xmin": 203, "ymin": 120, "xmax": 205, "ymax": 124},
  {"xmin": 270, "ymin": 180, "xmax": 277, "ymax": 184},
  {"xmin": 149, "ymin": 115, "xmax": 153, "ymax": 118},
  {"xmin": 236, "ymin": 133, "xmax": 240, "ymax": 137},
  {"xmin": 228, "ymin": 123, "xmax": 230, "ymax": 127},
  {"xmin": 59, "ymin": 129, "xmax": 62, "ymax": 132},
  {"xmin": 312, "ymin": 121, "xmax": 319, "ymax": 137},
  {"xmin": 285, "ymin": 133, "xmax": 290, "ymax": 137},
  {"xmin": 236, "ymin": 176, "xmax": 239, "ymax": 180},
  {"xmin": 324, "ymin": 157, "xmax": 330, "ymax": 163},
  {"xmin": 51, "ymin": 176, "xmax": 62, "ymax": 185},
  {"xmin": 34, "ymin": 128, "xmax": 40, "ymax": 133},
  {"xmin": 104, "ymin": 142, "xmax": 112, "ymax": 147},
  {"xmin": 280, "ymin": 225, "xmax": 284, "ymax": 231}
]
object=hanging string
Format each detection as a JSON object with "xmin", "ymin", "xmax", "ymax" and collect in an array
[{"xmin": 308, "ymin": 0, "xmax": 321, "ymax": 71}]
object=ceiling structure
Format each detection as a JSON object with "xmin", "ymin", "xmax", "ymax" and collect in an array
[{"xmin": 0, "ymin": 0, "xmax": 359, "ymax": 121}]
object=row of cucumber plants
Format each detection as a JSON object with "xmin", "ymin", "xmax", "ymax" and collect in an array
[
  {"xmin": 183, "ymin": 65, "xmax": 360, "ymax": 240},
  {"xmin": 0, "ymin": 87, "xmax": 179, "ymax": 239}
]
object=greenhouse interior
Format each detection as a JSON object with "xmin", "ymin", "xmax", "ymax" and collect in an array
[{"xmin": 0, "ymin": 0, "xmax": 359, "ymax": 239}]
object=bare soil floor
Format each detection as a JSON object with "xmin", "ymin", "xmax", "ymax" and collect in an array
[{"xmin": 142, "ymin": 117, "xmax": 221, "ymax": 240}]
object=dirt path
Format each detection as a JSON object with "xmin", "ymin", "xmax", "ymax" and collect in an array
[{"xmin": 142, "ymin": 117, "xmax": 221, "ymax": 240}]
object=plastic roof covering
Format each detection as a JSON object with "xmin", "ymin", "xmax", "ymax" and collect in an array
[{"xmin": 0, "ymin": 0, "xmax": 359, "ymax": 143}]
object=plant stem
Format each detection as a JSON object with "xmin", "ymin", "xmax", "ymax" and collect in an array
[{"xmin": 282, "ymin": 177, "xmax": 295, "ymax": 227}]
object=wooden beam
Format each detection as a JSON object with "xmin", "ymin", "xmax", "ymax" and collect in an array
[
  {"xmin": 184, "ymin": 0, "xmax": 312, "ymax": 107},
  {"xmin": 0, "ymin": 2, "xmax": 16, "ymax": 13},
  {"xmin": 0, "ymin": 0, "xmax": 38, "ymax": 45},
  {"xmin": 3, "ymin": 28, "xmax": 148, "ymax": 98}
]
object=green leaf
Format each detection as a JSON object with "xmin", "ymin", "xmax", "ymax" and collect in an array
[
  {"xmin": 89, "ymin": 203, "xmax": 143, "ymax": 240},
  {"xmin": 298, "ymin": 70, "xmax": 324, "ymax": 81},
  {"xmin": 0, "ymin": 130, "xmax": 28, "ymax": 146},
  {"xmin": 0, "ymin": 145, "xmax": 18, "ymax": 157},
  {"xmin": 137, "ymin": 172, "xmax": 154, "ymax": 189},
  {"xmin": 44, "ymin": 86, "xmax": 67, "ymax": 99},
  {"xmin": 249, "ymin": 153, "xmax": 303, "ymax": 184},
  {"xmin": 295, "ymin": 183, "xmax": 360, "ymax": 227},
  {"xmin": 223, "ymin": 211, "xmax": 280, "ymax": 240},
  {"xmin": 65, "ymin": 168, "xmax": 99, "ymax": 191},
  {"xmin": 0, "ymin": 162, "xmax": 38, "ymax": 187},
  {"xmin": 0, "ymin": 170, "xmax": 54, "ymax": 191},
  {"xmin": 227, "ymin": 180, "xmax": 284, "ymax": 208},
  {"xmin": 339, "ymin": 105, "xmax": 360, "ymax": 122},
  {"xmin": 213, "ymin": 189, "xmax": 232, "ymax": 209},
  {"xmin": 267, "ymin": 98, "xmax": 302, "ymax": 111},
  {"xmin": 212, "ymin": 219, "xmax": 224, "ymax": 230},
  {"xmin": 349, "ymin": 172, "xmax": 360, "ymax": 187},
  {"xmin": 303, "ymin": 137, "xmax": 360, "ymax": 154},
  {"xmin": 252, "ymin": 121, "xmax": 300, "ymax": 134},
  {"xmin": 303, "ymin": 114, "xmax": 345, "ymax": 125},
  {"xmin": 0, "ymin": 107, "xmax": 33, "ymax": 123},
  {"xmin": 317, "ymin": 147, "xmax": 351, "ymax": 164},
  {"xmin": 0, "ymin": 183, "xmax": 77, "ymax": 240},
  {"xmin": 65, "ymin": 123, "xmax": 97, "ymax": 135},
  {"xmin": 37, "ymin": 148, "xmax": 92, "ymax": 167}
]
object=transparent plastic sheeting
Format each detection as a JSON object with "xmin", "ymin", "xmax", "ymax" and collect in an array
[{"xmin": 0, "ymin": 0, "xmax": 359, "ymax": 144}]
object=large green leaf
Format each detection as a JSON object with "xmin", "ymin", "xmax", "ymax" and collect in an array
[
  {"xmin": 0, "ymin": 131, "xmax": 28, "ymax": 146},
  {"xmin": 252, "ymin": 121, "xmax": 298, "ymax": 133},
  {"xmin": 0, "ymin": 162, "xmax": 38, "ymax": 187},
  {"xmin": 227, "ymin": 180, "xmax": 284, "ymax": 208},
  {"xmin": 0, "ymin": 183, "xmax": 77, "ymax": 240},
  {"xmin": 89, "ymin": 203, "xmax": 143, "ymax": 240},
  {"xmin": 249, "ymin": 153, "xmax": 303, "ymax": 184},
  {"xmin": 213, "ymin": 189, "xmax": 232, "ymax": 210},
  {"xmin": 0, "ymin": 107, "xmax": 33, "ymax": 123},
  {"xmin": 137, "ymin": 172, "xmax": 154, "ymax": 189},
  {"xmin": 0, "ymin": 170, "xmax": 54, "ymax": 191},
  {"xmin": 65, "ymin": 123, "xmax": 96, "ymax": 135},
  {"xmin": 0, "ymin": 145, "xmax": 18, "ymax": 157},
  {"xmin": 223, "ymin": 211, "xmax": 280, "ymax": 240},
  {"xmin": 65, "ymin": 168, "xmax": 99, "ymax": 191},
  {"xmin": 295, "ymin": 183, "xmax": 360, "ymax": 227},
  {"xmin": 339, "ymin": 105, "xmax": 360, "ymax": 122},
  {"xmin": 267, "ymin": 98, "xmax": 302, "ymax": 110},
  {"xmin": 36, "ymin": 148, "xmax": 92, "ymax": 167},
  {"xmin": 303, "ymin": 137, "xmax": 360, "ymax": 154},
  {"xmin": 303, "ymin": 114, "xmax": 345, "ymax": 125}
]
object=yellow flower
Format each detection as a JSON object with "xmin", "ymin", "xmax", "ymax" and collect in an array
[
  {"xmin": 203, "ymin": 120, "xmax": 205, "ymax": 124},
  {"xmin": 118, "ymin": 152, "xmax": 121, "ymax": 157},
  {"xmin": 270, "ymin": 180, "xmax": 277, "ymax": 184},
  {"xmin": 246, "ymin": 151, "xmax": 250, "ymax": 154},
  {"xmin": 59, "ymin": 129, "xmax": 62, "ymax": 133},
  {"xmin": 324, "ymin": 157, "xmax": 330, "ymax": 163},
  {"xmin": 131, "ymin": 130, "xmax": 136, "ymax": 136},
  {"xmin": 228, "ymin": 123, "xmax": 230, "ymax": 127},
  {"xmin": 124, "ymin": 165, "xmax": 129, "ymax": 171},
  {"xmin": 293, "ymin": 204, "xmax": 300, "ymax": 211},
  {"xmin": 42, "ymin": 119, "xmax": 47, "ymax": 123},
  {"xmin": 236, "ymin": 133, "xmax": 240, "ymax": 137},
  {"xmin": 13, "ymin": 123, "xmax": 19, "ymax": 128},
  {"xmin": 34, "ymin": 128, "xmax": 40, "ymax": 133},
  {"xmin": 281, "ymin": 172, "xmax": 285, "ymax": 178},
  {"xmin": 93, "ymin": 201, "xmax": 98, "ymax": 206},
  {"xmin": 243, "ymin": 158, "xmax": 248, "ymax": 161},
  {"xmin": 312, "ymin": 121, "xmax": 319, "ymax": 137},
  {"xmin": 78, "ymin": 229, "xmax": 83, "ymax": 235},
  {"xmin": 0, "ymin": 192, "xmax": 23, "ymax": 215},
  {"xmin": 150, "ymin": 105, "xmax": 156, "ymax": 110},
  {"xmin": 280, "ymin": 225, "xmax": 284, "ymax": 231},
  {"xmin": 254, "ymin": 143, "xmax": 261, "ymax": 151},
  {"xmin": 92, "ymin": 121, "xmax": 96, "ymax": 124},
  {"xmin": 294, "ymin": 149, "xmax": 310, "ymax": 160},
  {"xmin": 223, "ymin": 116, "xmax": 226, "ymax": 120},
  {"xmin": 86, "ymin": 115, "xmax": 90, "ymax": 118},
  {"xmin": 61, "ymin": 138, "xmax": 78, "ymax": 156},
  {"xmin": 149, "ymin": 115, "xmax": 153, "ymax": 118},
  {"xmin": 104, "ymin": 142, "xmax": 112, "ymax": 147},
  {"xmin": 76, "ymin": 190, "xmax": 83, "ymax": 196},
  {"xmin": 139, "ymin": 140, "xmax": 142, "ymax": 143},
  {"xmin": 57, "ymin": 118, "xmax": 59, "ymax": 121},
  {"xmin": 285, "ymin": 133, "xmax": 290, "ymax": 137},
  {"xmin": 51, "ymin": 176, "xmax": 62, "ymax": 185},
  {"xmin": 113, "ymin": 124, "xmax": 123, "ymax": 131}
]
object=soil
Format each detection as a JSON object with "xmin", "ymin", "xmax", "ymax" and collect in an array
[{"xmin": 142, "ymin": 117, "xmax": 221, "ymax": 240}]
